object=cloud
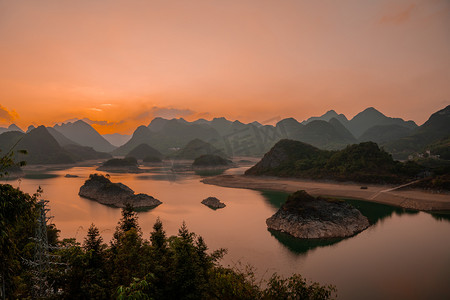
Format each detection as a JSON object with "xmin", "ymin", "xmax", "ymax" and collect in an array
[
  {"xmin": 134, "ymin": 106, "xmax": 195, "ymax": 121},
  {"xmin": 151, "ymin": 107, "xmax": 195, "ymax": 119},
  {"xmin": 0, "ymin": 104, "xmax": 18, "ymax": 122},
  {"xmin": 89, "ymin": 108, "xmax": 103, "ymax": 112},
  {"xmin": 81, "ymin": 118, "xmax": 125, "ymax": 126},
  {"xmin": 380, "ymin": 4, "xmax": 416, "ymax": 25}
]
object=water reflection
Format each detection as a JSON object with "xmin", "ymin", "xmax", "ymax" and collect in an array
[
  {"xmin": 194, "ymin": 169, "xmax": 226, "ymax": 177},
  {"xmin": 259, "ymin": 190, "xmax": 288, "ymax": 209},
  {"xmin": 24, "ymin": 173, "xmax": 60, "ymax": 179},
  {"xmin": 429, "ymin": 211, "xmax": 450, "ymax": 223},
  {"xmin": 136, "ymin": 174, "xmax": 180, "ymax": 181},
  {"xmin": 268, "ymin": 229, "xmax": 343, "ymax": 254},
  {"xmin": 260, "ymin": 191, "xmax": 424, "ymax": 255},
  {"xmin": 344, "ymin": 199, "xmax": 411, "ymax": 225}
]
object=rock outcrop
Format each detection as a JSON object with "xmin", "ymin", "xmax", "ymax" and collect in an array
[
  {"xmin": 97, "ymin": 157, "xmax": 143, "ymax": 173},
  {"xmin": 79, "ymin": 174, "xmax": 161, "ymax": 208},
  {"xmin": 201, "ymin": 197, "xmax": 226, "ymax": 209},
  {"xmin": 266, "ymin": 190, "xmax": 369, "ymax": 239},
  {"xmin": 192, "ymin": 154, "xmax": 233, "ymax": 169}
]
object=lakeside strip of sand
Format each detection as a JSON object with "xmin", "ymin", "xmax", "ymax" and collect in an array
[{"xmin": 201, "ymin": 175, "xmax": 450, "ymax": 211}]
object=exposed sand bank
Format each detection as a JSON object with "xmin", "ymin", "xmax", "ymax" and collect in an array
[{"xmin": 201, "ymin": 175, "xmax": 450, "ymax": 211}]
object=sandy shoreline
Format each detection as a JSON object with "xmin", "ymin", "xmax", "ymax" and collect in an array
[{"xmin": 201, "ymin": 175, "xmax": 450, "ymax": 211}]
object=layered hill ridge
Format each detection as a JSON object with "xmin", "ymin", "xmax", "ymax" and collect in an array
[
  {"xmin": 1, "ymin": 106, "xmax": 446, "ymax": 161},
  {"xmin": 0, "ymin": 126, "xmax": 74, "ymax": 164},
  {"xmin": 113, "ymin": 126, "xmax": 157, "ymax": 155},
  {"xmin": 348, "ymin": 107, "xmax": 417, "ymax": 138},
  {"xmin": 53, "ymin": 120, "xmax": 116, "ymax": 152},
  {"xmin": 302, "ymin": 110, "xmax": 349, "ymax": 126},
  {"xmin": 0, "ymin": 124, "xmax": 24, "ymax": 134},
  {"xmin": 359, "ymin": 124, "xmax": 413, "ymax": 144},
  {"xmin": 384, "ymin": 105, "xmax": 450, "ymax": 159},
  {"xmin": 46, "ymin": 127, "xmax": 79, "ymax": 147},
  {"xmin": 171, "ymin": 139, "xmax": 227, "ymax": 160},
  {"xmin": 302, "ymin": 107, "xmax": 417, "ymax": 138},
  {"xmin": 0, "ymin": 125, "xmax": 111, "ymax": 164},
  {"xmin": 126, "ymin": 143, "xmax": 163, "ymax": 160},
  {"xmin": 102, "ymin": 133, "xmax": 131, "ymax": 147}
]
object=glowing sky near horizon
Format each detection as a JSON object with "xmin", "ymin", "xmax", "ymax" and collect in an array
[{"xmin": 0, "ymin": 0, "xmax": 449, "ymax": 134}]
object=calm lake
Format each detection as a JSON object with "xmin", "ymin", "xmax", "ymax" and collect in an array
[{"xmin": 6, "ymin": 163, "xmax": 450, "ymax": 300}]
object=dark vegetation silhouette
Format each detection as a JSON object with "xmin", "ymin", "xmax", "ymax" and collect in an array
[
  {"xmin": 0, "ymin": 191, "xmax": 337, "ymax": 299},
  {"xmin": 246, "ymin": 140, "xmax": 423, "ymax": 184},
  {"xmin": 0, "ymin": 150, "xmax": 335, "ymax": 299}
]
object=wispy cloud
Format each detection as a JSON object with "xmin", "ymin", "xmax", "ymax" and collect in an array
[
  {"xmin": 89, "ymin": 108, "xmax": 103, "ymax": 112},
  {"xmin": 0, "ymin": 104, "xmax": 18, "ymax": 122},
  {"xmin": 151, "ymin": 107, "xmax": 194, "ymax": 119},
  {"xmin": 81, "ymin": 118, "xmax": 125, "ymax": 126},
  {"xmin": 134, "ymin": 106, "xmax": 195, "ymax": 121}
]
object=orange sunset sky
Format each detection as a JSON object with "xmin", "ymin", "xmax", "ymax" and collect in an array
[{"xmin": 0, "ymin": 0, "xmax": 449, "ymax": 134}]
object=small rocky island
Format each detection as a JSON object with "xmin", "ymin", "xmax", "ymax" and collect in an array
[
  {"xmin": 97, "ymin": 157, "xmax": 143, "ymax": 173},
  {"xmin": 79, "ymin": 174, "xmax": 161, "ymax": 208},
  {"xmin": 266, "ymin": 190, "xmax": 369, "ymax": 239},
  {"xmin": 201, "ymin": 197, "xmax": 226, "ymax": 209},
  {"xmin": 192, "ymin": 154, "xmax": 233, "ymax": 169}
]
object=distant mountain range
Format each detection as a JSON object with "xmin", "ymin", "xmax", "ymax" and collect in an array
[
  {"xmin": 53, "ymin": 120, "xmax": 115, "ymax": 152},
  {"xmin": 0, "ymin": 124, "xmax": 24, "ymax": 134},
  {"xmin": 0, "ymin": 106, "xmax": 448, "ymax": 164},
  {"xmin": 169, "ymin": 138, "xmax": 227, "ymax": 160},
  {"xmin": 113, "ymin": 106, "xmax": 430, "ymax": 158},
  {"xmin": 302, "ymin": 107, "xmax": 417, "ymax": 138},
  {"xmin": 0, "ymin": 125, "xmax": 110, "ymax": 165},
  {"xmin": 102, "ymin": 133, "xmax": 131, "ymax": 147},
  {"xmin": 126, "ymin": 143, "xmax": 162, "ymax": 160},
  {"xmin": 384, "ymin": 105, "xmax": 450, "ymax": 159}
]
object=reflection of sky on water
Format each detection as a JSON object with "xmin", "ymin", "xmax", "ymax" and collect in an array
[{"xmin": 7, "ymin": 165, "xmax": 450, "ymax": 300}]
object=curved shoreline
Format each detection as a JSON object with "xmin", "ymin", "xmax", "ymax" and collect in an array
[{"xmin": 201, "ymin": 175, "xmax": 450, "ymax": 211}]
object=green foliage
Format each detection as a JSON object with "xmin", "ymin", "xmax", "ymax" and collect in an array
[
  {"xmin": 117, "ymin": 277, "xmax": 153, "ymax": 300},
  {"xmin": 0, "ymin": 139, "xmax": 27, "ymax": 177},
  {"xmin": 2, "ymin": 195, "xmax": 336, "ymax": 299},
  {"xmin": 0, "ymin": 184, "xmax": 38, "ymax": 299},
  {"xmin": 247, "ymin": 140, "xmax": 424, "ymax": 184},
  {"xmin": 262, "ymin": 273, "xmax": 337, "ymax": 300},
  {"xmin": 424, "ymin": 137, "xmax": 450, "ymax": 160}
]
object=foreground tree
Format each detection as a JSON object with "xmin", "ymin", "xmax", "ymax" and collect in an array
[{"xmin": 2, "ymin": 197, "xmax": 336, "ymax": 299}]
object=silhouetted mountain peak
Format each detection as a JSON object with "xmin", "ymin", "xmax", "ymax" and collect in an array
[
  {"xmin": 53, "ymin": 120, "xmax": 115, "ymax": 152},
  {"xmin": 277, "ymin": 117, "xmax": 301, "ymax": 126},
  {"xmin": 148, "ymin": 117, "xmax": 169, "ymax": 131},
  {"xmin": 46, "ymin": 127, "xmax": 79, "ymax": 146},
  {"xmin": 213, "ymin": 117, "xmax": 228, "ymax": 121},
  {"xmin": 134, "ymin": 125, "xmax": 152, "ymax": 137},
  {"xmin": 7, "ymin": 124, "xmax": 23, "ymax": 133},
  {"xmin": 420, "ymin": 105, "xmax": 450, "ymax": 130},
  {"xmin": 26, "ymin": 125, "xmax": 36, "ymax": 133},
  {"xmin": 126, "ymin": 143, "xmax": 162, "ymax": 159},
  {"xmin": 354, "ymin": 107, "xmax": 384, "ymax": 118},
  {"xmin": 302, "ymin": 110, "xmax": 347, "ymax": 125},
  {"xmin": 348, "ymin": 107, "xmax": 417, "ymax": 138}
]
